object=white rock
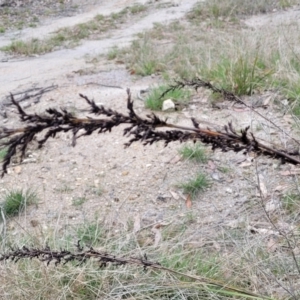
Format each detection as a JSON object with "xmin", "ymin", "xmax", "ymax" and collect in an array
[
  {"xmin": 226, "ymin": 188, "xmax": 233, "ymax": 194},
  {"xmin": 162, "ymin": 99, "xmax": 175, "ymax": 112}
]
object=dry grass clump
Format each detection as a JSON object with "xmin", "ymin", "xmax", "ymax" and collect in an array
[
  {"xmin": 0, "ymin": 216, "xmax": 266, "ymax": 300},
  {"xmin": 1, "ymin": 4, "xmax": 149, "ymax": 56},
  {"xmin": 187, "ymin": 0, "xmax": 298, "ymax": 23},
  {"xmin": 1, "ymin": 189, "xmax": 37, "ymax": 219},
  {"xmin": 116, "ymin": 4, "xmax": 300, "ymax": 114},
  {"xmin": 144, "ymin": 84, "xmax": 191, "ymax": 110}
]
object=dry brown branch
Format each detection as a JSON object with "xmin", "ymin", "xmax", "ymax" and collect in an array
[
  {"xmin": 0, "ymin": 242, "xmax": 271, "ymax": 300},
  {"xmin": 1, "ymin": 88, "xmax": 300, "ymax": 177},
  {"xmin": 162, "ymin": 77, "xmax": 300, "ymax": 147}
]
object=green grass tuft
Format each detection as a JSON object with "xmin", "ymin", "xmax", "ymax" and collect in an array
[
  {"xmin": 282, "ymin": 193, "xmax": 300, "ymax": 215},
  {"xmin": 179, "ymin": 143, "xmax": 208, "ymax": 163},
  {"xmin": 179, "ymin": 173, "xmax": 210, "ymax": 198},
  {"xmin": 107, "ymin": 46, "xmax": 119, "ymax": 60},
  {"xmin": 0, "ymin": 148, "xmax": 7, "ymax": 162},
  {"xmin": 145, "ymin": 85, "xmax": 190, "ymax": 110},
  {"xmin": 1, "ymin": 189, "xmax": 37, "ymax": 218},
  {"xmin": 72, "ymin": 197, "xmax": 87, "ymax": 207}
]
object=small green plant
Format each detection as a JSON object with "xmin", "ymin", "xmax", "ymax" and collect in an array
[
  {"xmin": 124, "ymin": 35, "xmax": 165, "ymax": 76},
  {"xmin": 72, "ymin": 197, "xmax": 87, "ymax": 207},
  {"xmin": 54, "ymin": 184, "xmax": 73, "ymax": 194},
  {"xmin": 282, "ymin": 193, "xmax": 300, "ymax": 215},
  {"xmin": 179, "ymin": 173, "xmax": 210, "ymax": 198},
  {"xmin": 145, "ymin": 85, "xmax": 190, "ymax": 110},
  {"xmin": 179, "ymin": 143, "xmax": 208, "ymax": 163},
  {"xmin": 90, "ymin": 187, "xmax": 103, "ymax": 196},
  {"xmin": 129, "ymin": 4, "xmax": 147, "ymax": 14},
  {"xmin": 218, "ymin": 166, "xmax": 231, "ymax": 173},
  {"xmin": 203, "ymin": 54, "xmax": 273, "ymax": 96},
  {"xmin": 76, "ymin": 221, "xmax": 104, "ymax": 245},
  {"xmin": 187, "ymin": 0, "xmax": 297, "ymax": 23},
  {"xmin": 0, "ymin": 27, "xmax": 5, "ymax": 33},
  {"xmin": 161, "ymin": 248, "xmax": 221, "ymax": 280},
  {"xmin": 0, "ymin": 148, "xmax": 7, "ymax": 161},
  {"xmin": 107, "ymin": 46, "xmax": 119, "ymax": 60},
  {"xmin": 1, "ymin": 189, "xmax": 37, "ymax": 218}
]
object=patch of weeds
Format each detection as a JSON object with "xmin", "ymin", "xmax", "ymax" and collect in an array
[
  {"xmin": 282, "ymin": 193, "xmax": 300, "ymax": 215},
  {"xmin": 179, "ymin": 143, "xmax": 208, "ymax": 163},
  {"xmin": 106, "ymin": 46, "xmax": 119, "ymax": 60},
  {"xmin": 145, "ymin": 85, "xmax": 190, "ymax": 110},
  {"xmin": 179, "ymin": 173, "xmax": 210, "ymax": 198},
  {"xmin": 0, "ymin": 27, "xmax": 5, "ymax": 33},
  {"xmin": 1, "ymin": 39, "xmax": 53, "ymax": 56},
  {"xmin": 0, "ymin": 189, "xmax": 37, "ymax": 218},
  {"xmin": 162, "ymin": 223, "xmax": 187, "ymax": 241},
  {"xmin": 204, "ymin": 54, "xmax": 273, "ymax": 96},
  {"xmin": 218, "ymin": 166, "xmax": 231, "ymax": 173},
  {"xmin": 187, "ymin": 0, "xmax": 297, "ymax": 23},
  {"xmin": 54, "ymin": 184, "xmax": 73, "ymax": 194},
  {"xmin": 124, "ymin": 35, "xmax": 165, "ymax": 76},
  {"xmin": 90, "ymin": 187, "xmax": 103, "ymax": 196},
  {"xmin": 1, "ymin": 4, "xmax": 149, "ymax": 56},
  {"xmin": 72, "ymin": 197, "xmax": 87, "ymax": 207},
  {"xmin": 76, "ymin": 221, "xmax": 104, "ymax": 246},
  {"xmin": 161, "ymin": 247, "xmax": 222, "ymax": 280},
  {"xmin": 129, "ymin": 4, "xmax": 147, "ymax": 14}
]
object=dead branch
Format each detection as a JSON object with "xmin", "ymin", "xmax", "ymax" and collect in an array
[
  {"xmin": 163, "ymin": 77, "xmax": 300, "ymax": 147},
  {"xmin": 1, "ymin": 88, "xmax": 300, "ymax": 177},
  {"xmin": 0, "ymin": 85, "xmax": 58, "ymax": 118},
  {"xmin": 0, "ymin": 242, "xmax": 270, "ymax": 299}
]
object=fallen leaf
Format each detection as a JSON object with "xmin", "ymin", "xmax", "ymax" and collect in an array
[
  {"xmin": 14, "ymin": 166, "xmax": 22, "ymax": 174},
  {"xmin": 169, "ymin": 190, "xmax": 179, "ymax": 200},
  {"xmin": 133, "ymin": 214, "xmax": 141, "ymax": 233},
  {"xmin": 168, "ymin": 155, "xmax": 182, "ymax": 164},
  {"xmin": 279, "ymin": 169, "xmax": 300, "ymax": 176},
  {"xmin": 263, "ymin": 95, "xmax": 272, "ymax": 106},
  {"xmin": 185, "ymin": 194, "xmax": 192, "ymax": 209},
  {"xmin": 247, "ymin": 226, "xmax": 278, "ymax": 236},
  {"xmin": 152, "ymin": 226, "xmax": 162, "ymax": 247},
  {"xmin": 240, "ymin": 161, "xmax": 252, "ymax": 168},
  {"xmin": 233, "ymin": 107, "xmax": 249, "ymax": 112},
  {"xmin": 207, "ymin": 160, "xmax": 216, "ymax": 170},
  {"xmin": 265, "ymin": 199, "xmax": 280, "ymax": 213},
  {"xmin": 258, "ymin": 175, "xmax": 268, "ymax": 199},
  {"xmin": 274, "ymin": 185, "xmax": 289, "ymax": 192},
  {"xmin": 267, "ymin": 237, "xmax": 278, "ymax": 253},
  {"xmin": 213, "ymin": 241, "xmax": 221, "ymax": 251}
]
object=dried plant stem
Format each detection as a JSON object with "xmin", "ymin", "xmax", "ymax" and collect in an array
[
  {"xmin": 164, "ymin": 78, "xmax": 300, "ymax": 147},
  {"xmin": 0, "ymin": 243, "xmax": 271, "ymax": 300},
  {"xmin": 1, "ymin": 88, "xmax": 300, "ymax": 177}
]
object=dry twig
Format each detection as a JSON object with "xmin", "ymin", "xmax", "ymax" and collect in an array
[
  {"xmin": 1, "ymin": 88, "xmax": 300, "ymax": 177},
  {"xmin": 0, "ymin": 241, "xmax": 271, "ymax": 299}
]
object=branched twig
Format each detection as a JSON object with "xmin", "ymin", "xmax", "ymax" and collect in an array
[
  {"xmin": 163, "ymin": 77, "xmax": 300, "ymax": 147},
  {"xmin": 1, "ymin": 88, "xmax": 300, "ymax": 177},
  {"xmin": 0, "ymin": 242, "xmax": 271, "ymax": 299},
  {"xmin": 0, "ymin": 85, "xmax": 58, "ymax": 118}
]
